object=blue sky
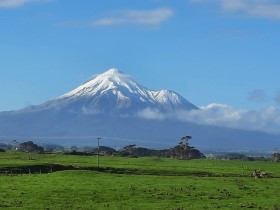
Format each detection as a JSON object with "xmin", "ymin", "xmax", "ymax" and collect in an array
[{"xmin": 1, "ymin": 0, "xmax": 280, "ymax": 112}]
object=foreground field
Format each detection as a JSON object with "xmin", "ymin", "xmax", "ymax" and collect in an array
[{"xmin": 1, "ymin": 152, "xmax": 280, "ymax": 209}]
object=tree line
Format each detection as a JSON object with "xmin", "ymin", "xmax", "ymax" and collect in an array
[
  {"xmin": 1, "ymin": 138, "xmax": 280, "ymax": 162},
  {"xmin": 0, "ymin": 136, "xmax": 205, "ymax": 160}
]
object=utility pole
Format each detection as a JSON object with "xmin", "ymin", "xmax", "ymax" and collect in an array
[{"xmin": 97, "ymin": 137, "xmax": 102, "ymax": 167}]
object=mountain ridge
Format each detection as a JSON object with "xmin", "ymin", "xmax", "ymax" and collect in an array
[{"xmin": 27, "ymin": 68, "xmax": 198, "ymax": 114}]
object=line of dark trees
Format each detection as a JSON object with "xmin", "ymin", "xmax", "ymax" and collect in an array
[
  {"xmin": 114, "ymin": 136, "xmax": 205, "ymax": 159},
  {"xmin": 65, "ymin": 136, "xmax": 205, "ymax": 160},
  {"xmin": 0, "ymin": 141, "xmax": 44, "ymax": 153},
  {"xmin": 0, "ymin": 136, "xmax": 205, "ymax": 160},
  {"xmin": 1, "ymin": 138, "xmax": 280, "ymax": 162}
]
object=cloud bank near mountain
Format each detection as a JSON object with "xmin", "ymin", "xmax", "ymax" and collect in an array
[{"xmin": 137, "ymin": 104, "xmax": 280, "ymax": 135}]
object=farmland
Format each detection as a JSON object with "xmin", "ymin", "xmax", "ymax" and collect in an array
[{"xmin": 1, "ymin": 152, "xmax": 280, "ymax": 209}]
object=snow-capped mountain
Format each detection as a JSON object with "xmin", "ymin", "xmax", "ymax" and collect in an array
[
  {"xmin": 32, "ymin": 68, "xmax": 198, "ymax": 114},
  {"xmin": 0, "ymin": 68, "xmax": 279, "ymax": 151}
]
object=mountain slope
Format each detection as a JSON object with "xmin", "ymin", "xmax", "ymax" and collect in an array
[{"xmin": 0, "ymin": 110, "xmax": 279, "ymax": 151}]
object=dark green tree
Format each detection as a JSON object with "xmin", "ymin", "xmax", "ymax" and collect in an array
[
  {"xmin": 171, "ymin": 136, "xmax": 204, "ymax": 160},
  {"xmin": 123, "ymin": 144, "xmax": 137, "ymax": 157},
  {"xmin": 18, "ymin": 141, "xmax": 44, "ymax": 153}
]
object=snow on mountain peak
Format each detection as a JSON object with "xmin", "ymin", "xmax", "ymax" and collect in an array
[
  {"xmin": 103, "ymin": 68, "xmax": 123, "ymax": 75},
  {"xmin": 43, "ymin": 68, "xmax": 198, "ymax": 113},
  {"xmin": 59, "ymin": 68, "xmax": 132, "ymax": 98}
]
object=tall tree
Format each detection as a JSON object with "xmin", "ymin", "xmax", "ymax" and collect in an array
[{"xmin": 123, "ymin": 144, "xmax": 136, "ymax": 157}]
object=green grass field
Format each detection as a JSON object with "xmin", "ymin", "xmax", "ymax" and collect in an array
[{"xmin": 1, "ymin": 152, "xmax": 280, "ymax": 209}]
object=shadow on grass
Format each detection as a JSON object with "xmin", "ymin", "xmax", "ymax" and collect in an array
[{"xmin": 0, "ymin": 164, "xmax": 248, "ymax": 177}]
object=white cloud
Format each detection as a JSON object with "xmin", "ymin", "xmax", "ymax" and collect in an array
[
  {"xmin": 190, "ymin": 0, "xmax": 280, "ymax": 19},
  {"xmin": 0, "ymin": 0, "xmax": 50, "ymax": 8},
  {"xmin": 137, "ymin": 103, "xmax": 280, "ymax": 135},
  {"xmin": 82, "ymin": 107, "xmax": 102, "ymax": 115},
  {"xmin": 93, "ymin": 8, "xmax": 174, "ymax": 26},
  {"xmin": 137, "ymin": 108, "xmax": 166, "ymax": 120},
  {"xmin": 185, "ymin": 104, "xmax": 280, "ymax": 134}
]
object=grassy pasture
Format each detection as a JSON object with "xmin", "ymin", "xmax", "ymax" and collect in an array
[{"xmin": 0, "ymin": 152, "xmax": 280, "ymax": 209}]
